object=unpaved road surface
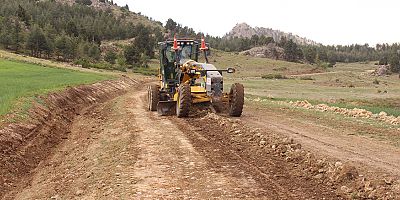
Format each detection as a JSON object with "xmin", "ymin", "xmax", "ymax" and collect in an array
[
  {"xmin": 2, "ymin": 83, "xmax": 399, "ymax": 199},
  {"xmin": 3, "ymin": 85, "xmax": 343, "ymax": 199}
]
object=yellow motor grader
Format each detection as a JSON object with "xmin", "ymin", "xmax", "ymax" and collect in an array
[{"xmin": 147, "ymin": 37, "xmax": 244, "ymax": 117}]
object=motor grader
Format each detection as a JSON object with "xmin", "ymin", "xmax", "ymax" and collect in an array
[{"xmin": 147, "ymin": 37, "xmax": 244, "ymax": 117}]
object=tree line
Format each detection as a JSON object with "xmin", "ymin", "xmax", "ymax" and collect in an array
[
  {"xmin": 164, "ymin": 18, "xmax": 400, "ymax": 72},
  {"xmin": 1, "ymin": 1, "xmax": 399, "ymax": 73},
  {"xmin": 0, "ymin": 0, "xmax": 162, "ymax": 69}
]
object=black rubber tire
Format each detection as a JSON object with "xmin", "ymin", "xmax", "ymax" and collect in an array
[
  {"xmin": 229, "ymin": 83, "xmax": 244, "ymax": 117},
  {"xmin": 148, "ymin": 85, "xmax": 159, "ymax": 111},
  {"xmin": 176, "ymin": 84, "xmax": 191, "ymax": 118}
]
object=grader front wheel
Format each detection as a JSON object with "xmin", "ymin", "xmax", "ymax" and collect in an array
[
  {"xmin": 147, "ymin": 85, "xmax": 159, "ymax": 111},
  {"xmin": 176, "ymin": 84, "xmax": 191, "ymax": 118},
  {"xmin": 229, "ymin": 83, "xmax": 244, "ymax": 117}
]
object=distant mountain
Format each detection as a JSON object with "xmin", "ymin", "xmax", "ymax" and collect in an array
[{"xmin": 226, "ymin": 23, "xmax": 318, "ymax": 46}]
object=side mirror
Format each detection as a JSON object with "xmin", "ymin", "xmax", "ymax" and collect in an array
[{"xmin": 227, "ymin": 67, "xmax": 236, "ymax": 73}]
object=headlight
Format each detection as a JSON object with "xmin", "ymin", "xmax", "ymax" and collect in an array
[{"xmin": 227, "ymin": 68, "xmax": 236, "ymax": 73}]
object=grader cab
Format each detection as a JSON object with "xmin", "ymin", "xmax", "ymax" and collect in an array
[{"xmin": 147, "ymin": 37, "xmax": 244, "ymax": 117}]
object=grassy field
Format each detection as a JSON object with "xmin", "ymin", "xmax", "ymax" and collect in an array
[
  {"xmin": 203, "ymin": 51, "xmax": 400, "ymax": 116},
  {"xmin": 0, "ymin": 59, "xmax": 111, "ymax": 116}
]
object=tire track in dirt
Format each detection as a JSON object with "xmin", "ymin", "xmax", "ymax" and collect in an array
[
  {"xmin": 129, "ymin": 90, "xmax": 275, "ymax": 199},
  {"xmin": 176, "ymin": 115, "xmax": 343, "ymax": 199}
]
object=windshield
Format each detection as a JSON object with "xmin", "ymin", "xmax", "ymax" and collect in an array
[
  {"xmin": 181, "ymin": 45, "xmax": 192, "ymax": 60},
  {"xmin": 165, "ymin": 46, "xmax": 175, "ymax": 62}
]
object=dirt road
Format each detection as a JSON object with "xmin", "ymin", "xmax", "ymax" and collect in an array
[
  {"xmin": 3, "ymin": 85, "xmax": 345, "ymax": 199},
  {"xmin": 2, "ymin": 83, "xmax": 399, "ymax": 199}
]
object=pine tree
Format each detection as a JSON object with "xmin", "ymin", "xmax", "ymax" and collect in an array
[
  {"xmin": 124, "ymin": 45, "xmax": 140, "ymax": 65},
  {"xmin": 105, "ymin": 50, "xmax": 117, "ymax": 64},
  {"xmin": 88, "ymin": 44, "xmax": 101, "ymax": 60},
  {"xmin": 284, "ymin": 39, "xmax": 301, "ymax": 62},
  {"xmin": 12, "ymin": 20, "xmax": 24, "ymax": 52},
  {"xmin": 26, "ymin": 25, "xmax": 49, "ymax": 57},
  {"xmin": 17, "ymin": 5, "xmax": 30, "ymax": 26},
  {"xmin": 389, "ymin": 51, "xmax": 400, "ymax": 73},
  {"xmin": 55, "ymin": 34, "xmax": 76, "ymax": 60}
]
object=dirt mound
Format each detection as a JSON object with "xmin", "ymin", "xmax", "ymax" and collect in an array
[
  {"xmin": 289, "ymin": 100, "xmax": 400, "ymax": 125},
  {"xmin": 190, "ymin": 113, "xmax": 400, "ymax": 199},
  {"xmin": 0, "ymin": 77, "xmax": 138, "ymax": 198}
]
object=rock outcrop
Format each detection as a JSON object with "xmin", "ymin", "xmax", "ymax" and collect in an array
[
  {"xmin": 226, "ymin": 23, "xmax": 318, "ymax": 46},
  {"xmin": 240, "ymin": 43, "xmax": 285, "ymax": 60}
]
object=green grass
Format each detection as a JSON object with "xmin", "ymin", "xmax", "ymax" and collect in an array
[
  {"xmin": 207, "ymin": 51, "xmax": 400, "ymax": 119},
  {"xmin": 246, "ymin": 94, "xmax": 400, "ymax": 117},
  {"xmin": 0, "ymin": 59, "xmax": 111, "ymax": 116},
  {"xmin": 328, "ymin": 102, "xmax": 400, "ymax": 117},
  {"xmin": 207, "ymin": 50, "xmax": 316, "ymax": 78}
]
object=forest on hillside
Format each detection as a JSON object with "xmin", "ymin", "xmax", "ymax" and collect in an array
[
  {"xmin": 0, "ymin": 0, "xmax": 399, "ymax": 73},
  {"xmin": 0, "ymin": 0, "xmax": 163, "ymax": 70}
]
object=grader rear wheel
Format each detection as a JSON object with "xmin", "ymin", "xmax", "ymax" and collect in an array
[
  {"xmin": 229, "ymin": 83, "xmax": 244, "ymax": 117},
  {"xmin": 148, "ymin": 85, "xmax": 159, "ymax": 111},
  {"xmin": 176, "ymin": 84, "xmax": 191, "ymax": 118}
]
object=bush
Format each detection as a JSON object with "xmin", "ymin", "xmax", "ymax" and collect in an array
[
  {"xmin": 262, "ymin": 74, "xmax": 287, "ymax": 79},
  {"xmin": 317, "ymin": 61, "xmax": 332, "ymax": 69},
  {"xmin": 373, "ymin": 78, "xmax": 380, "ymax": 84},
  {"xmin": 113, "ymin": 65, "xmax": 127, "ymax": 72},
  {"xmin": 299, "ymin": 76, "xmax": 315, "ymax": 80},
  {"xmin": 105, "ymin": 50, "xmax": 117, "ymax": 64},
  {"xmin": 75, "ymin": 0, "xmax": 92, "ymax": 5},
  {"xmin": 272, "ymin": 67, "xmax": 288, "ymax": 71},
  {"xmin": 74, "ymin": 58, "xmax": 92, "ymax": 68}
]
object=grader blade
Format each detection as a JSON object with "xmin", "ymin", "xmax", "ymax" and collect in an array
[{"xmin": 157, "ymin": 101, "xmax": 176, "ymax": 116}]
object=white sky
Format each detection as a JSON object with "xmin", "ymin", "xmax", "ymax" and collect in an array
[{"xmin": 114, "ymin": 0, "xmax": 400, "ymax": 46}]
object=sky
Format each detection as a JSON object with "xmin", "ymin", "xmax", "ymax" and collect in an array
[{"xmin": 113, "ymin": 0, "xmax": 399, "ymax": 46}]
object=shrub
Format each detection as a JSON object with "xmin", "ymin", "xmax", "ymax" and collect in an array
[
  {"xmin": 75, "ymin": 0, "xmax": 92, "ymax": 5},
  {"xmin": 272, "ymin": 67, "xmax": 288, "ymax": 71},
  {"xmin": 74, "ymin": 58, "xmax": 92, "ymax": 68},
  {"xmin": 317, "ymin": 62, "xmax": 332, "ymax": 69},
  {"xmin": 299, "ymin": 76, "xmax": 315, "ymax": 80},
  {"xmin": 104, "ymin": 50, "xmax": 117, "ymax": 64},
  {"xmin": 262, "ymin": 74, "xmax": 287, "ymax": 79},
  {"xmin": 373, "ymin": 79, "xmax": 380, "ymax": 84}
]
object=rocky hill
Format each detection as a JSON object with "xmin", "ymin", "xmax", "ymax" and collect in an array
[
  {"xmin": 226, "ymin": 23, "xmax": 318, "ymax": 46},
  {"xmin": 56, "ymin": 0, "xmax": 162, "ymax": 29}
]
